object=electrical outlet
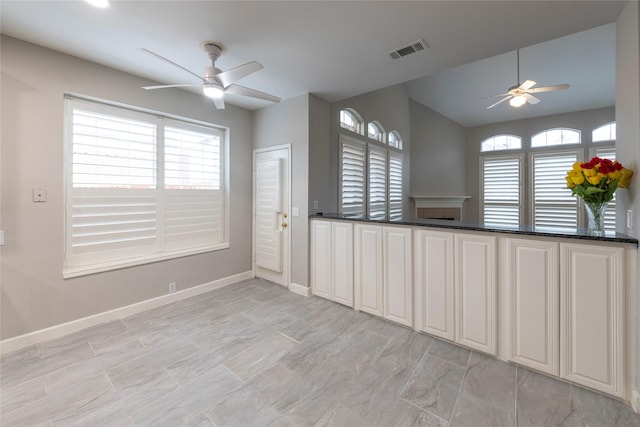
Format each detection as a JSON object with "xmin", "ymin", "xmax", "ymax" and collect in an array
[
  {"xmin": 627, "ymin": 210, "xmax": 633, "ymax": 230},
  {"xmin": 169, "ymin": 282, "xmax": 176, "ymax": 293}
]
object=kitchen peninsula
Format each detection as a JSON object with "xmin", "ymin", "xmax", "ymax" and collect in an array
[{"xmin": 310, "ymin": 213, "xmax": 638, "ymax": 402}]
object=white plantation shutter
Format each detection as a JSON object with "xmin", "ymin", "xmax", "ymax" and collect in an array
[
  {"xmin": 591, "ymin": 146, "xmax": 617, "ymax": 232},
  {"xmin": 531, "ymin": 151, "xmax": 581, "ymax": 228},
  {"xmin": 481, "ymin": 155, "xmax": 522, "ymax": 226},
  {"xmin": 388, "ymin": 152, "xmax": 403, "ymax": 220},
  {"xmin": 340, "ymin": 136, "xmax": 366, "ymax": 215},
  {"xmin": 65, "ymin": 98, "xmax": 227, "ymax": 277},
  {"xmin": 368, "ymin": 146, "xmax": 387, "ymax": 219}
]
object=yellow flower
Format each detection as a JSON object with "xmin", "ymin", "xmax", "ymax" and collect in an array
[
  {"xmin": 607, "ymin": 170, "xmax": 621, "ymax": 180},
  {"xmin": 572, "ymin": 162, "xmax": 583, "ymax": 172},
  {"xmin": 583, "ymin": 168, "xmax": 597, "ymax": 177},
  {"xmin": 566, "ymin": 175, "xmax": 575, "ymax": 188},
  {"xmin": 619, "ymin": 168, "xmax": 634, "ymax": 188},
  {"xmin": 587, "ymin": 174, "xmax": 602, "ymax": 185}
]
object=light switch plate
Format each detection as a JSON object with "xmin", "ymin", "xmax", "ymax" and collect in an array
[
  {"xmin": 292, "ymin": 207, "xmax": 299, "ymax": 217},
  {"xmin": 627, "ymin": 210, "xmax": 633, "ymax": 229}
]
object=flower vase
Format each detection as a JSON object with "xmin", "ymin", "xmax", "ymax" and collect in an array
[{"xmin": 584, "ymin": 201, "xmax": 608, "ymax": 235}]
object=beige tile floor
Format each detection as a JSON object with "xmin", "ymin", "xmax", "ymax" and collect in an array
[{"xmin": 1, "ymin": 278, "xmax": 640, "ymax": 426}]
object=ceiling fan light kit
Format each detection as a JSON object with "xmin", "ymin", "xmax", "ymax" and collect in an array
[
  {"xmin": 139, "ymin": 41, "xmax": 280, "ymax": 109},
  {"xmin": 486, "ymin": 49, "xmax": 569, "ymax": 110}
]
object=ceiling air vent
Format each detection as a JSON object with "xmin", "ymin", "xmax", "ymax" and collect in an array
[{"xmin": 388, "ymin": 39, "xmax": 429, "ymax": 60}]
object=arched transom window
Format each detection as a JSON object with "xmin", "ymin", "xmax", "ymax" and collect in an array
[
  {"xmin": 592, "ymin": 122, "xmax": 616, "ymax": 142},
  {"xmin": 388, "ymin": 130, "xmax": 403, "ymax": 150},
  {"xmin": 480, "ymin": 134, "xmax": 522, "ymax": 152},
  {"xmin": 531, "ymin": 128, "xmax": 581, "ymax": 147},
  {"xmin": 367, "ymin": 121, "xmax": 385, "ymax": 143},
  {"xmin": 339, "ymin": 108, "xmax": 364, "ymax": 134}
]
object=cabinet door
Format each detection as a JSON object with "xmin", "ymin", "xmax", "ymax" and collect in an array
[
  {"xmin": 455, "ymin": 233, "xmax": 497, "ymax": 355},
  {"xmin": 332, "ymin": 222, "xmax": 354, "ymax": 307},
  {"xmin": 383, "ymin": 226, "xmax": 413, "ymax": 327},
  {"xmin": 354, "ymin": 224, "xmax": 383, "ymax": 316},
  {"xmin": 414, "ymin": 229, "xmax": 454, "ymax": 340},
  {"xmin": 310, "ymin": 220, "xmax": 332, "ymax": 300},
  {"xmin": 507, "ymin": 238, "xmax": 559, "ymax": 376},
  {"xmin": 560, "ymin": 243, "xmax": 625, "ymax": 397}
]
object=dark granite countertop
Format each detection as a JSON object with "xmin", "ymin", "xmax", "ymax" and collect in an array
[{"xmin": 310, "ymin": 213, "xmax": 639, "ymax": 246}]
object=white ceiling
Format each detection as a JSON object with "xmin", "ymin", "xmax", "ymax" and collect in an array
[{"xmin": 0, "ymin": 1, "xmax": 625, "ymax": 127}]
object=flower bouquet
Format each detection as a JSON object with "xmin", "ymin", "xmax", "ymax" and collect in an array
[{"xmin": 565, "ymin": 157, "xmax": 633, "ymax": 234}]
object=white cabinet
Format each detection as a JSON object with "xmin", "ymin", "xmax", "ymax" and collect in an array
[
  {"xmin": 560, "ymin": 243, "xmax": 625, "ymax": 398},
  {"xmin": 413, "ymin": 229, "xmax": 455, "ymax": 340},
  {"xmin": 505, "ymin": 238, "xmax": 559, "ymax": 376},
  {"xmin": 310, "ymin": 220, "xmax": 353, "ymax": 307},
  {"xmin": 455, "ymin": 233, "xmax": 497, "ymax": 355},
  {"xmin": 332, "ymin": 222, "xmax": 354, "ymax": 307},
  {"xmin": 383, "ymin": 226, "xmax": 413, "ymax": 327},
  {"xmin": 355, "ymin": 224, "xmax": 412, "ymax": 326},
  {"xmin": 354, "ymin": 224, "xmax": 384, "ymax": 316}
]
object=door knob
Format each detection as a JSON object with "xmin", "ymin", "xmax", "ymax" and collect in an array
[
  {"xmin": 281, "ymin": 223, "xmax": 288, "ymax": 228},
  {"xmin": 283, "ymin": 213, "xmax": 288, "ymax": 218}
]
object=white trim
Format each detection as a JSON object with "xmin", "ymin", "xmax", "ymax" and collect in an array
[
  {"xmin": 288, "ymin": 282, "xmax": 311, "ymax": 297},
  {"xmin": 0, "ymin": 270, "xmax": 253, "ymax": 356},
  {"xmin": 631, "ymin": 390, "xmax": 640, "ymax": 412}
]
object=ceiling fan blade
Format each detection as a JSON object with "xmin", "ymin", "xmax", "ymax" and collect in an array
[
  {"xmin": 215, "ymin": 61, "xmax": 263, "ymax": 88},
  {"xmin": 523, "ymin": 93, "xmax": 541, "ymax": 104},
  {"xmin": 212, "ymin": 97, "xmax": 225, "ymax": 110},
  {"xmin": 225, "ymin": 84, "xmax": 281, "ymax": 103},
  {"xmin": 519, "ymin": 80, "xmax": 537, "ymax": 91},
  {"xmin": 138, "ymin": 48, "xmax": 203, "ymax": 82},
  {"xmin": 142, "ymin": 83, "xmax": 201, "ymax": 90},
  {"xmin": 482, "ymin": 92, "xmax": 511, "ymax": 100},
  {"xmin": 486, "ymin": 95, "xmax": 512, "ymax": 109},
  {"xmin": 528, "ymin": 84, "xmax": 570, "ymax": 93}
]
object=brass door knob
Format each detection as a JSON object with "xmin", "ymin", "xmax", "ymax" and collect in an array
[
  {"xmin": 281, "ymin": 223, "xmax": 288, "ymax": 228},
  {"xmin": 283, "ymin": 213, "xmax": 288, "ymax": 218}
]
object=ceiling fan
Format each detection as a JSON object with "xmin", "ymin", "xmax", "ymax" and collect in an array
[
  {"xmin": 139, "ymin": 42, "xmax": 281, "ymax": 109},
  {"xmin": 486, "ymin": 49, "xmax": 569, "ymax": 109}
]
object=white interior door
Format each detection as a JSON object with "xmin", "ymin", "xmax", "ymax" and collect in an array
[{"xmin": 253, "ymin": 146, "xmax": 290, "ymax": 286}]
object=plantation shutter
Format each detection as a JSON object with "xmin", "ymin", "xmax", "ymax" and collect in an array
[
  {"xmin": 368, "ymin": 146, "xmax": 387, "ymax": 219},
  {"xmin": 481, "ymin": 155, "xmax": 522, "ymax": 226},
  {"xmin": 388, "ymin": 152, "xmax": 403, "ymax": 220},
  {"xmin": 164, "ymin": 123, "xmax": 224, "ymax": 250},
  {"xmin": 340, "ymin": 135, "xmax": 366, "ymax": 215},
  {"xmin": 531, "ymin": 151, "xmax": 580, "ymax": 228},
  {"xmin": 66, "ymin": 103, "xmax": 158, "ymax": 268},
  {"xmin": 591, "ymin": 146, "xmax": 617, "ymax": 232}
]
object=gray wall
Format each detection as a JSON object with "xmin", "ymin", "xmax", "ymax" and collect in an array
[
  {"xmin": 308, "ymin": 95, "xmax": 331, "ymax": 215},
  {"xmin": 409, "ymin": 99, "xmax": 468, "ymax": 218},
  {"xmin": 465, "ymin": 107, "xmax": 615, "ymax": 222},
  {"xmin": 330, "ymin": 84, "xmax": 412, "ymax": 216},
  {"xmin": 615, "ymin": 0, "xmax": 640, "ymax": 393},
  {"xmin": 253, "ymin": 94, "xmax": 310, "ymax": 287},
  {"xmin": 0, "ymin": 36, "xmax": 254, "ymax": 339}
]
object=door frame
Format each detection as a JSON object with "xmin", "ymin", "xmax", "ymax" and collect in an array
[{"xmin": 252, "ymin": 144, "xmax": 292, "ymax": 287}]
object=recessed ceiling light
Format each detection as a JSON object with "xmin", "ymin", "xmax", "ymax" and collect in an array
[{"xmin": 85, "ymin": 0, "xmax": 110, "ymax": 8}]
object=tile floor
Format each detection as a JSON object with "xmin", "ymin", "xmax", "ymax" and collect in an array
[{"xmin": 1, "ymin": 278, "xmax": 640, "ymax": 426}]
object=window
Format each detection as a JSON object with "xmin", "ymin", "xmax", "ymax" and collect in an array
[
  {"xmin": 593, "ymin": 122, "xmax": 616, "ymax": 142},
  {"xmin": 339, "ymin": 108, "xmax": 364, "ymax": 134},
  {"xmin": 480, "ymin": 155, "xmax": 523, "ymax": 226},
  {"xmin": 339, "ymin": 135, "xmax": 366, "ymax": 215},
  {"xmin": 388, "ymin": 130, "xmax": 403, "ymax": 150},
  {"xmin": 65, "ymin": 97, "xmax": 227, "ymax": 277},
  {"xmin": 368, "ymin": 146, "xmax": 387, "ymax": 219},
  {"xmin": 480, "ymin": 135, "xmax": 521, "ymax": 152},
  {"xmin": 531, "ymin": 128, "xmax": 581, "ymax": 147},
  {"xmin": 530, "ymin": 151, "xmax": 581, "ymax": 228},
  {"xmin": 367, "ymin": 121, "xmax": 385, "ymax": 143}
]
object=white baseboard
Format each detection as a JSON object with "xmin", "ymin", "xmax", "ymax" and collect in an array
[
  {"xmin": 0, "ymin": 270, "xmax": 253, "ymax": 356},
  {"xmin": 288, "ymin": 281, "xmax": 311, "ymax": 297},
  {"xmin": 631, "ymin": 390, "xmax": 640, "ymax": 412}
]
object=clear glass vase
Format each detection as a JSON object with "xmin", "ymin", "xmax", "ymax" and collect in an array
[{"xmin": 584, "ymin": 201, "xmax": 608, "ymax": 235}]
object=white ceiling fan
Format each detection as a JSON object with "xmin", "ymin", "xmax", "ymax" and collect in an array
[
  {"xmin": 486, "ymin": 49, "xmax": 569, "ymax": 109},
  {"xmin": 140, "ymin": 42, "xmax": 281, "ymax": 109}
]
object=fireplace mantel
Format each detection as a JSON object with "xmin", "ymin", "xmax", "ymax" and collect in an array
[{"xmin": 410, "ymin": 195, "xmax": 471, "ymax": 209}]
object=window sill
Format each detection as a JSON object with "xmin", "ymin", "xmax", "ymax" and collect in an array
[{"xmin": 63, "ymin": 243, "xmax": 230, "ymax": 279}]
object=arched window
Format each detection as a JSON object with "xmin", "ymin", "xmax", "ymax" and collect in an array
[
  {"xmin": 388, "ymin": 130, "xmax": 403, "ymax": 150},
  {"xmin": 367, "ymin": 121, "xmax": 385, "ymax": 143},
  {"xmin": 480, "ymin": 134, "xmax": 521, "ymax": 152},
  {"xmin": 531, "ymin": 128, "xmax": 581, "ymax": 147},
  {"xmin": 592, "ymin": 122, "xmax": 616, "ymax": 142},
  {"xmin": 339, "ymin": 108, "xmax": 364, "ymax": 134}
]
